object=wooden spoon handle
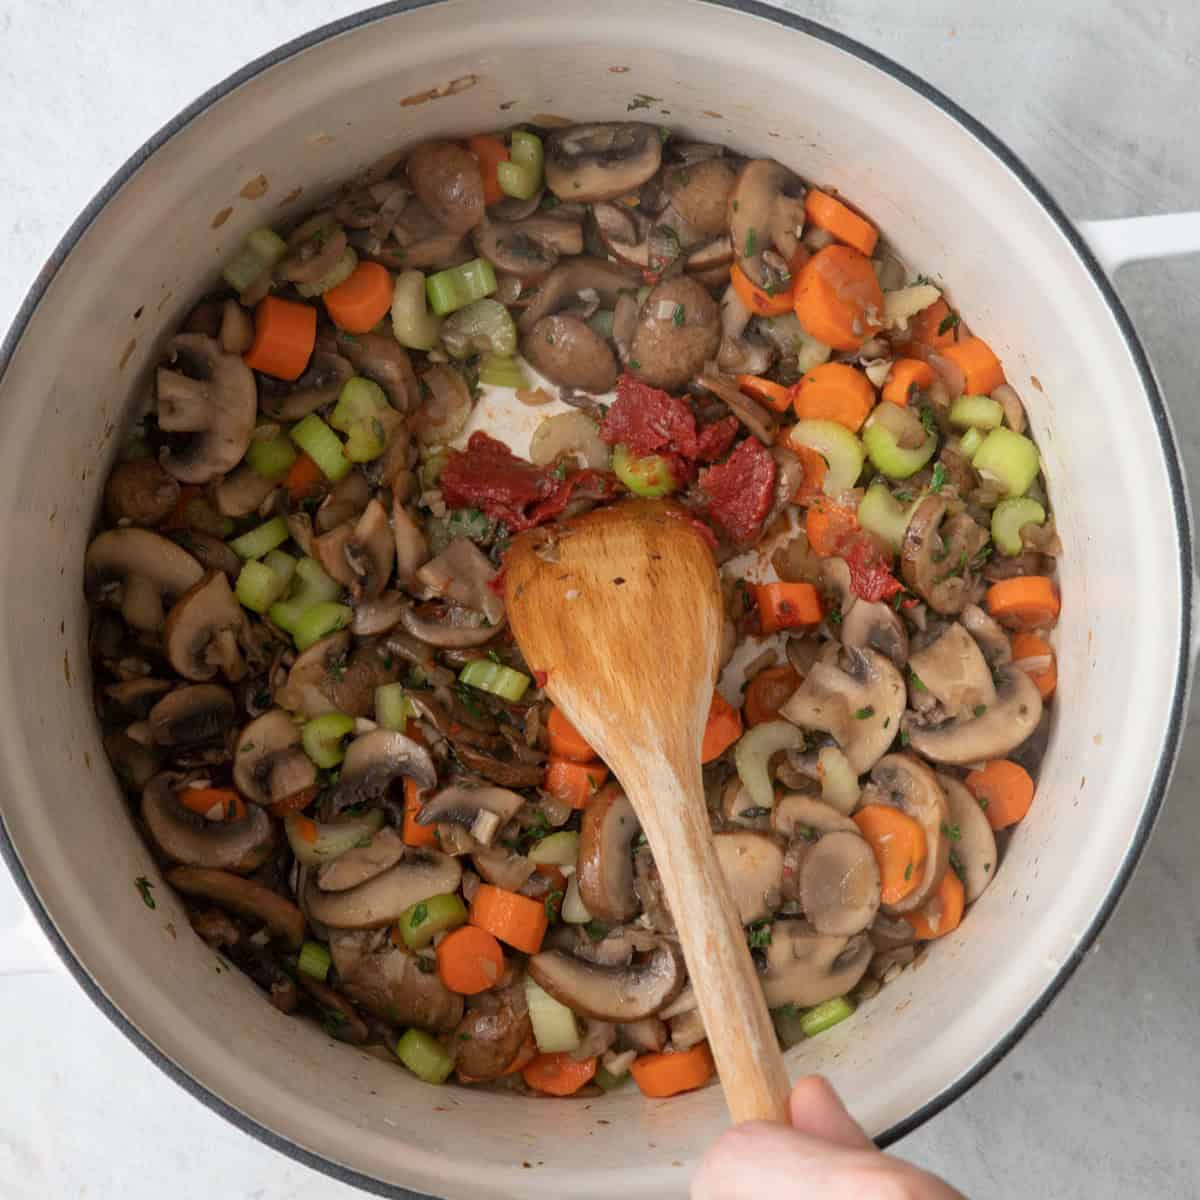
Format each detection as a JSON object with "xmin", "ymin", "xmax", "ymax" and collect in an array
[{"xmin": 633, "ymin": 759, "xmax": 791, "ymax": 1125}]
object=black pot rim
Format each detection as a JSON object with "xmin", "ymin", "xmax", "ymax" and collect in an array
[{"xmin": 0, "ymin": 1, "xmax": 1192, "ymax": 1194}]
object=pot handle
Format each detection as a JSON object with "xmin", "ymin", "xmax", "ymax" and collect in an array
[
  {"xmin": 0, "ymin": 869, "xmax": 63, "ymax": 976},
  {"xmin": 1077, "ymin": 212, "xmax": 1200, "ymax": 274}
]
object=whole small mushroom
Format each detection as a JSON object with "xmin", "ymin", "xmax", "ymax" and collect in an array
[
  {"xmin": 663, "ymin": 157, "xmax": 738, "ymax": 237},
  {"xmin": 406, "ymin": 141, "xmax": 485, "ymax": 234},
  {"xmin": 104, "ymin": 459, "xmax": 180, "ymax": 527},
  {"xmin": 522, "ymin": 315, "xmax": 618, "ymax": 394},
  {"xmin": 629, "ymin": 277, "xmax": 721, "ymax": 392}
]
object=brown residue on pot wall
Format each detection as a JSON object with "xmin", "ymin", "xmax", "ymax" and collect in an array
[
  {"xmin": 211, "ymin": 206, "xmax": 233, "ymax": 229},
  {"xmin": 400, "ymin": 74, "xmax": 479, "ymax": 107},
  {"xmin": 532, "ymin": 113, "xmax": 574, "ymax": 128},
  {"xmin": 278, "ymin": 186, "xmax": 304, "ymax": 208},
  {"xmin": 119, "ymin": 338, "xmax": 136, "ymax": 370},
  {"xmin": 608, "ymin": 65, "xmax": 630, "ymax": 73},
  {"xmin": 240, "ymin": 174, "xmax": 269, "ymax": 200}
]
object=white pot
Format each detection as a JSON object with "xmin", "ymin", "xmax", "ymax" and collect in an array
[{"xmin": 0, "ymin": 3, "xmax": 1195, "ymax": 1197}]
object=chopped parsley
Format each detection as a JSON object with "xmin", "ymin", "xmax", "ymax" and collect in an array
[
  {"xmin": 930, "ymin": 462, "xmax": 947, "ymax": 493},
  {"xmin": 540, "ymin": 193, "xmax": 560, "ymax": 210},
  {"xmin": 135, "ymin": 876, "xmax": 156, "ymax": 909},
  {"xmin": 973, "ymin": 704, "xmax": 988, "ymax": 718},
  {"xmin": 673, "ymin": 170, "xmax": 691, "ymax": 188},
  {"xmin": 409, "ymin": 902, "xmax": 429, "ymax": 928},
  {"xmin": 910, "ymin": 671, "xmax": 928, "ymax": 692},
  {"xmin": 828, "ymin": 607, "xmax": 843, "ymax": 626},
  {"xmin": 738, "ymin": 806, "xmax": 772, "ymax": 820},
  {"xmin": 414, "ymin": 956, "xmax": 436, "ymax": 974},
  {"xmin": 321, "ymin": 1008, "xmax": 347, "ymax": 1036},
  {"xmin": 883, "ymin": 717, "xmax": 891, "ymax": 729},
  {"xmin": 937, "ymin": 310, "xmax": 961, "ymax": 336},
  {"xmin": 919, "ymin": 406, "xmax": 939, "ymax": 437},
  {"xmin": 487, "ymin": 649, "xmax": 504, "ymax": 664},
  {"xmin": 446, "ymin": 506, "xmax": 496, "ymax": 543},
  {"xmin": 626, "ymin": 93, "xmax": 662, "ymax": 112},
  {"xmin": 673, "ymin": 304, "xmax": 686, "ymax": 328},
  {"xmin": 797, "ymin": 825, "xmax": 817, "ymax": 843},
  {"xmin": 949, "ymin": 851, "xmax": 965, "ymax": 879},
  {"xmin": 899, "ymin": 728, "xmax": 911, "ymax": 747},
  {"xmin": 894, "ymin": 489, "xmax": 914, "ymax": 503},
  {"xmin": 912, "ymin": 274, "xmax": 934, "ymax": 287},
  {"xmin": 747, "ymin": 920, "xmax": 773, "ymax": 949},
  {"xmin": 629, "ymin": 358, "xmax": 640, "ymax": 370},
  {"xmin": 977, "ymin": 796, "xmax": 989, "ymax": 811},
  {"xmin": 853, "ymin": 706, "xmax": 875, "ymax": 720},
  {"xmin": 583, "ymin": 919, "xmax": 609, "ymax": 942},
  {"xmin": 904, "ymin": 861, "xmax": 914, "ymax": 881},
  {"xmin": 239, "ymin": 742, "xmax": 255, "ymax": 753},
  {"xmin": 940, "ymin": 822, "xmax": 962, "ymax": 841},
  {"xmin": 743, "ymin": 227, "xmax": 758, "ymax": 257},
  {"xmin": 545, "ymin": 889, "xmax": 564, "ymax": 922}
]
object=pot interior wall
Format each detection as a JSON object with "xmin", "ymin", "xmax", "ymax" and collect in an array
[{"xmin": 0, "ymin": 2, "xmax": 1185, "ymax": 1197}]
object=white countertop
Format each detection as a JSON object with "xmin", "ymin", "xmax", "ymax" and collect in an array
[{"xmin": 2, "ymin": 2, "xmax": 1199, "ymax": 1197}]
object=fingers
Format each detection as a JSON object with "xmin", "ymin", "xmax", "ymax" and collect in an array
[{"xmin": 788, "ymin": 1075, "xmax": 873, "ymax": 1150}]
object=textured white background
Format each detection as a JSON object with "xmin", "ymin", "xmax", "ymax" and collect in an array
[{"xmin": 2, "ymin": 2, "xmax": 1199, "ymax": 1197}]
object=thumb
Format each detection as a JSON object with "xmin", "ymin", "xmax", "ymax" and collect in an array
[{"xmin": 788, "ymin": 1075, "xmax": 874, "ymax": 1150}]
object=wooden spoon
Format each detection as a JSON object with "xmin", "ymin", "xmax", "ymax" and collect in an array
[{"xmin": 505, "ymin": 498, "xmax": 791, "ymax": 1123}]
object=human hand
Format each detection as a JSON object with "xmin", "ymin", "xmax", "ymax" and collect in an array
[{"xmin": 692, "ymin": 1075, "xmax": 966, "ymax": 1199}]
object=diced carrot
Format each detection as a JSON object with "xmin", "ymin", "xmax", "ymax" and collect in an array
[
  {"xmin": 466, "ymin": 133, "xmax": 510, "ymax": 207},
  {"xmin": 243, "ymin": 295, "xmax": 317, "ymax": 381},
  {"xmin": 737, "ymin": 374, "xmax": 792, "ymax": 414},
  {"xmin": 852, "ymin": 804, "xmax": 927, "ymax": 905},
  {"xmin": 742, "ymin": 664, "xmax": 800, "ymax": 727},
  {"xmin": 904, "ymin": 867, "xmax": 965, "ymax": 940},
  {"xmin": 803, "ymin": 189, "xmax": 878, "ymax": 256},
  {"xmin": 435, "ymin": 925, "xmax": 506, "ymax": 995},
  {"xmin": 469, "ymin": 883, "xmax": 548, "ymax": 954},
  {"xmin": 522, "ymin": 1052, "xmax": 598, "ymax": 1096},
  {"xmin": 729, "ymin": 262, "xmax": 794, "ymax": 317},
  {"xmin": 965, "ymin": 760, "xmax": 1035, "ymax": 830},
  {"xmin": 805, "ymin": 500, "xmax": 858, "ymax": 557},
  {"xmin": 322, "ymin": 261, "xmax": 394, "ymax": 335},
  {"xmin": 985, "ymin": 576, "xmax": 1060, "ymax": 631},
  {"xmin": 630, "ymin": 1042, "xmax": 716, "ymax": 1098},
  {"xmin": 790, "ymin": 362, "xmax": 876, "ymax": 432},
  {"xmin": 940, "ymin": 336, "xmax": 1005, "ymax": 395},
  {"xmin": 701, "ymin": 691, "xmax": 742, "ymax": 763},
  {"xmin": 176, "ymin": 786, "xmax": 246, "ymax": 822},
  {"xmin": 402, "ymin": 776, "xmax": 438, "ymax": 848},
  {"xmin": 792, "ymin": 244, "xmax": 883, "ymax": 352},
  {"xmin": 291, "ymin": 814, "xmax": 319, "ymax": 845},
  {"xmin": 882, "ymin": 358, "xmax": 936, "ymax": 407},
  {"xmin": 266, "ymin": 784, "xmax": 319, "ymax": 819},
  {"xmin": 789, "ymin": 441, "xmax": 828, "ymax": 500},
  {"xmin": 544, "ymin": 758, "xmax": 609, "ymax": 809},
  {"xmin": 755, "ymin": 582, "xmax": 823, "ymax": 634},
  {"xmin": 284, "ymin": 452, "xmax": 324, "ymax": 504},
  {"xmin": 906, "ymin": 298, "xmax": 955, "ymax": 351},
  {"xmin": 1010, "ymin": 632, "xmax": 1057, "ymax": 699},
  {"xmin": 546, "ymin": 707, "xmax": 597, "ymax": 762}
]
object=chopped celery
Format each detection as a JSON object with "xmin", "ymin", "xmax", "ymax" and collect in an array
[
  {"xmin": 391, "ymin": 269, "xmax": 443, "ymax": 351},
  {"xmin": 246, "ymin": 432, "xmax": 297, "ymax": 481},
  {"xmin": 497, "ymin": 130, "xmax": 544, "ymax": 200},
  {"xmin": 272, "ymin": 557, "xmax": 341, "ymax": 630},
  {"xmin": 229, "ymin": 515, "xmax": 289, "ymax": 561},
  {"xmin": 991, "ymin": 496, "xmax": 1046, "ymax": 556},
  {"xmin": 735, "ymin": 721, "xmax": 806, "ymax": 812},
  {"xmin": 235, "ymin": 559, "xmax": 290, "ymax": 614},
  {"xmin": 245, "ymin": 227, "xmax": 288, "ymax": 266},
  {"xmin": 222, "ymin": 227, "xmax": 286, "ymax": 294},
  {"xmin": 264, "ymin": 550, "xmax": 298, "ymax": 589},
  {"xmin": 331, "ymin": 377, "xmax": 388, "ymax": 429},
  {"xmin": 375, "ymin": 683, "xmax": 417, "ymax": 732},
  {"xmin": 418, "ymin": 447, "xmax": 450, "ymax": 491},
  {"xmin": 397, "ymin": 893, "xmax": 468, "ymax": 950},
  {"xmin": 595, "ymin": 1066, "xmax": 631, "ymax": 1091},
  {"xmin": 799, "ymin": 996, "xmax": 855, "ymax": 1037},
  {"xmin": 772, "ymin": 1004, "xmax": 808, "ymax": 1050},
  {"xmin": 293, "ymin": 601, "xmax": 353, "ymax": 651},
  {"xmin": 525, "ymin": 976, "xmax": 580, "ymax": 1053},
  {"xmin": 284, "ymin": 808, "xmax": 384, "ymax": 866},
  {"xmin": 972, "ymin": 428, "xmax": 1040, "ymax": 497},
  {"xmin": 289, "ymin": 413, "xmax": 350, "ymax": 482},
  {"xmin": 612, "ymin": 443, "xmax": 677, "ymax": 498},
  {"xmin": 817, "ymin": 746, "xmax": 860, "ymax": 815},
  {"xmin": 560, "ymin": 875, "xmax": 593, "ymax": 925},
  {"xmin": 787, "ymin": 420, "xmax": 866, "ymax": 495},
  {"xmin": 861, "ymin": 404, "xmax": 937, "ymax": 480},
  {"xmin": 527, "ymin": 831, "xmax": 580, "ymax": 867},
  {"xmin": 856, "ymin": 484, "xmax": 914, "ymax": 553},
  {"xmin": 426, "ymin": 258, "xmax": 498, "ymax": 317},
  {"xmin": 477, "ymin": 353, "xmax": 528, "ymax": 390},
  {"xmin": 296, "ymin": 247, "xmax": 358, "ymax": 298},
  {"xmin": 459, "ymin": 659, "xmax": 531, "ymax": 701},
  {"xmin": 949, "ymin": 394, "xmax": 1004, "ymax": 430},
  {"xmin": 394, "ymin": 1028, "xmax": 454, "ymax": 1084},
  {"xmin": 440, "ymin": 298, "xmax": 517, "ymax": 359},
  {"xmin": 958, "ymin": 427, "xmax": 985, "ymax": 459},
  {"xmin": 301, "ymin": 712, "xmax": 355, "ymax": 768},
  {"xmin": 298, "ymin": 940, "xmax": 332, "ymax": 982}
]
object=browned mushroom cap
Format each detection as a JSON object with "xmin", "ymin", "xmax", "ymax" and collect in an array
[
  {"xmin": 869, "ymin": 754, "xmax": 950, "ymax": 915},
  {"xmin": 798, "ymin": 830, "xmax": 881, "ymax": 936},
  {"xmin": 148, "ymin": 684, "xmax": 235, "ymax": 747},
  {"xmin": 664, "ymin": 158, "xmax": 738, "ymax": 237},
  {"xmin": 163, "ymin": 571, "xmax": 250, "ymax": 683},
  {"xmin": 959, "ymin": 603, "xmax": 1012, "ymax": 668},
  {"xmin": 453, "ymin": 982, "xmax": 532, "ymax": 1080},
  {"xmin": 630, "ymin": 277, "xmax": 721, "ymax": 392},
  {"xmin": 905, "ymin": 664, "xmax": 1042, "ymax": 765},
  {"xmin": 544, "ymin": 123, "xmax": 662, "ymax": 202},
  {"xmin": 406, "ymin": 141, "xmax": 485, "ymax": 235},
  {"xmin": 939, "ymin": 773, "xmax": 997, "ymax": 903},
  {"xmin": 376, "ymin": 199, "xmax": 470, "ymax": 271},
  {"xmin": 473, "ymin": 214, "xmax": 584, "ymax": 278},
  {"xmin": 331, "ymin": 729, "xmax": 437, "ymax": 812},
  {"xmin": 771, "ymin": 793, "xmax": 859, "ymax": 840},
  {"xmin": 416, "ymin": 537, "xmax": 504, "ymax": 626},
  {"xmin": 143, "ymin": 773, "xmax": 274, "ymax": 873},
  {"xmin": 517, "ymin": 256, "xmax": 641, "ymax": 332},
  {"xmin": 104, "ymin": 458, "xmax": 180, "ymax": 527},
  {"xmin": 901, "ymin": 496, "xmax": 990, "ymax": 614},
  {"xmin": 335, "ymin": 332, "xmax": 419, "ymax": 413},
  {"xmin": 727, "ymin": 160, "xmax": 807, "ymax": 283},
  {"xmin": 307, "ymin": 849, "xmax": 462, "ymax": 929},
  {"xmin": 155, "ymin": 334, "xmax": 257, "ymax": 483},
  {"xmin": 233, "ymin": 709, "xmax": 317, "ymax": 807},
  {"xmin": 711, "ymin": 831, "xmax": 785, "ymax": 925},
  {"xmin": 85, "ymin": 528, "xmax": 204, "ymax": 632},
  {"xmin": 277, "ymin": 213, "xmax": 349, "ymax": 285},
  {"xmin": 213, "ymin": 463, "xmax": 275, "ymax": 519},
  {"xmin": 522, "ymin": 315, "xmax": 618, "ymax": 394},
  {"xmin": 259, "ymin": 345, "xmax": 355, "ymax": 420},
  {"xmin": 167, "ymin": 865, "xmax": 304, "ymax": 948},
  {"xmin": 694, "ymin": 370, "xmax": 777, "ymax": 444},
  {"xmin": 760, "ymin": 919, "xmax": 873, "ymax": 1009},
  {"xmin": 417, "ymin": 784, "xmax": 524, "ymax": 846},
  {"xmin": 577, "ymin": 784, "xmax": 641, "ymax": 923},
  {"xmin": 779, "ymin": 648, "xmax": 905, "ymax": 774},
  {"xmin": 840, "ymin": 600, "xmax": 909, "ymax": 670},
  {"xmin": 315, "ymin": 826, "xmax": 407, "ymax": 892},
  {"xmin": 528, "ymin": 940, "xmax": 682, "ymax": 1021},
  {"xmin": 908, "ymin": 622, "xmax": 995, "ymax": 715}
]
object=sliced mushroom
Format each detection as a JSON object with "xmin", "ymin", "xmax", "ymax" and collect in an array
[
  {"xmin": 634, "ymin": 845, "xmax": 675, "ymax": 934},
  {"xmin": 392, "ymin": 497, "xmax": 429, "ymax": 587},
  {"xmin": 472, "ymin": 845, "xmax": 536, "ymax": 892},
  {"xmin": 453, "ymin": 983, "xmax": 532, "ymax": 1080},
  {"xmin": 544, "ymin": 123, "xmax": 661, "ymax": 202},
  {"xmin": 330, "ymin": 729, "xmax": 438, "ymax": 813},
  {"xmin": 798, "ymin": 830, "xmax": 880, "ymax": 936},
  {"xmin": 695, "ymin": 370, "xmax": 777, "ymax": 445},
  {"xmin": 214, "ymin": 463, "xmax": 276, "ymax": 518},
  {"xmin": 869, "ymin": 754, "xmax": 950, "ymax": 915},
  {"xmin": 576, "ymin": 785, "xmax": 641, "ymax": 923},
  {"xmin": 517, "ymin": 256, "xmax": 640, "ymax": 332},
  {"xmin": 155, "ymin": 334, "xmax": 257, "ymax": 483},
  {"xmin": 416, "ymin": 537, "xmax": 504, "ymax": 625},
  {"xmin": 711, "ymin": 831, "xmax": 785, "ymax": 925},
  {"xmin": 418, "ymin": 784, "xmax": 524, "ymax": 846},
  {"xmin": 841, "ymin": 600, "xmax": 909, "ymax": 670},
  {"xmin": 104, "ymin": 458, "xmax": 180, "ymax": 527},
  {"xmin": 275, "ymin": 632, "xmax": 351, "ymax": 717},
  {"xmin": 663, "ymin": 158, "xmax": 737, "ymax": 237},
  {"xmin": 617, "ymin": 1017, "xmax": 667, "ymax": 1054},
  {"xmin": 906, "ymin": 665, "xmax": 1043, "ymax": 765},
  {"xmin": 344, "ymin": 498, "xmax": 394, "ymax": 602},
  {"xmin": 908, "ymin": 622, "xmax": 995, "ymax": 716},
  {"xmin": 335, "ymin": 332, "xmax": 419, "ymax": 413},
  {"xmin": 104, "ymin": 677, "xmax": 174, "ymax": 723},
  {"xmin": 306, "ymin": 849, "xmax": 462, "ymax": 929},
  {"xmin": 473, "ymin": 214, "xmax": 584, "ymax": 278},
  {"xmin": 399, "ymin": 602, "xmax": 504, "ymax": 649},
  {"xmin": 277, "ymin": 213, "xmax": 349, "ymax": 286},
  {"xmin": 297, "ymin": 973, "xmax": 370, "ymax": 1044},
  {"xmin": 259, "ymin": 347, "xmax": 355, "ymax": 420},
  {"xmin": 85, "ymin": 528, "xmax": 204, "ymax": 632},
  {"xmin": 960, "ymin": 603, "xmax": 1012, "ymax": 668},
  {"xmin": 163, "ymin": 571, "xmax": 250, "ymax": 683},
  {"xmin": 771, "ymin": 793, "xmax": 858, "ymax": 840},
  {"xmin": 940, "ymin": 774, "xmax": 997, "ymax": 903},
  {"xmin": 315, "ymin": 471, "xmax": 370, "ymax": 534},
  {"xmin": 727, "ymin": 160, "xmax": 807, "ymax": 284},
  {"xmin": 167, "ymin": 865, "xmax": 304, "ymax": 949},
  {"xmin": 720, "ymin": 776, "xmax": 771, "ymax": 832},
  {"xmin": 142, "ymin": 773, "xmax": 274, "ymax": 873},
  {"xmin": 406, "ymin": 141, "xmax": 485, "ymax": 234},
  {"xmin": 182, "ymin": 532, "xmax": 243, "ymax": 582},
  {"xmin": 522, "ymin": 314, "xmax": 618, "ymax": 393},
  {"xmin": 759, "ymin": 919, "xmax": 872, "ymax": 1009},
  {"xmin": 901, "ymin": 496, "xmax": 990, "ymax": 614},
  {"xmin": 233, "ymin": 709, "xmax": 318, "ymax": 807},
  {"xmin": 329, "ymin": 929, "xmax": 464, "ymax": 1032},
  {"xmin": 527, "ymin": 940, "xmax": 682, "ymax": 1021},
  {"xmin": 630, "ymin": 278, "xmax": 721, "ymax": 392},
  {"xmin": 779, "ymin": 648, "xmax": 905, "ymax": 774},
  {"xmin": 148, "ymin": 683, "xmax": 235, "ymax": 747},
  {"xmin": 316, "ymin": 826, "xmax": 408, "ymax": 892}
]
